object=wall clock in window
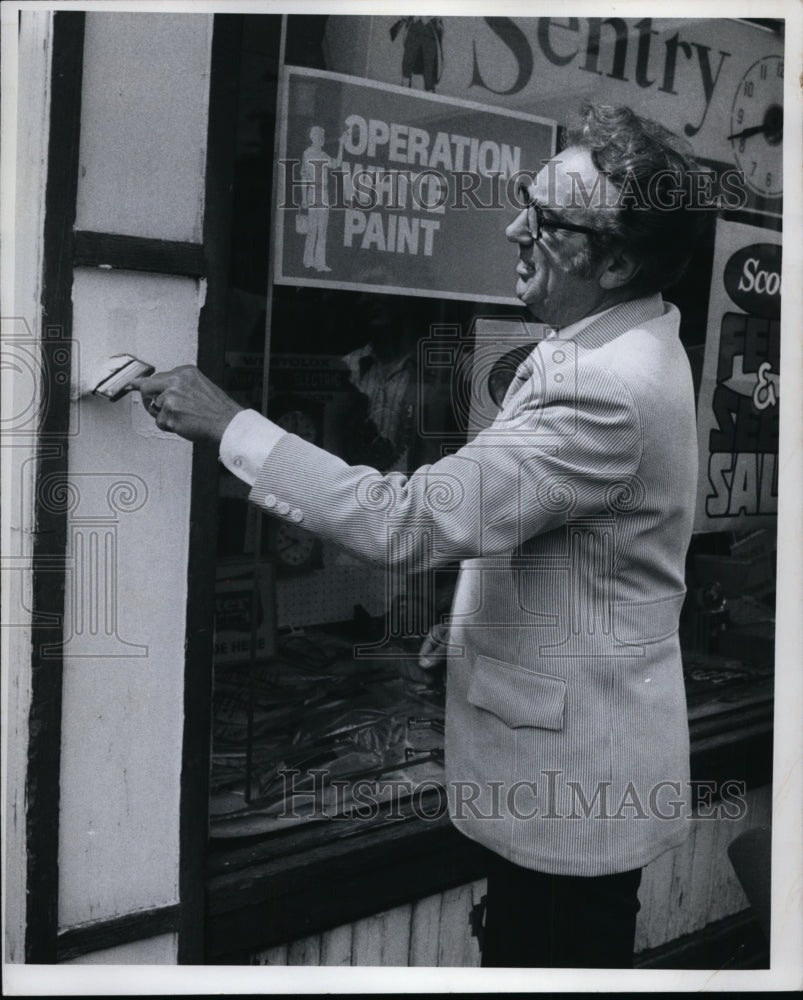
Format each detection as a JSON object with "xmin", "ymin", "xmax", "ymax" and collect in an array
[
  {"xmin": 275, "ymin": 522, "xmax": 319, "ymax": 573},
  {"xmin": 728, "ymin": 54, "xmax": 783, "ymax": 199}
]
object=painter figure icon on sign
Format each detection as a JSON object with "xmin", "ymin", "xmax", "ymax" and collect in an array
[{"xmin": 298, "ymin": 125, "xmax": 347, "ymax": 273}]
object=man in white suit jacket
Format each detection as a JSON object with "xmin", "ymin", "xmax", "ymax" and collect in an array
[{"xmin": 136, "ymin": 104, "xmax": 712, "ymax": 967}]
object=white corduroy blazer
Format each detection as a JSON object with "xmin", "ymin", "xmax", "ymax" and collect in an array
[{"xmin": 249, "ymin": 294, "xmax": 698, "ymax": 875}]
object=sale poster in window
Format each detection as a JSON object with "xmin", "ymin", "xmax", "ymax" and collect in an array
[{"xmin": 695, "ymin": 217, "xmax": 781, "ymax": 531}]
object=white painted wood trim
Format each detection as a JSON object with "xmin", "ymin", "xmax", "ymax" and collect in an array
[{"xmin": 1, "ymin": 7, "xmax": 54, "ymax": 965}]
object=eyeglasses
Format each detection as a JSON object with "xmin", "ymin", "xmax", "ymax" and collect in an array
[{"xmin": 517, "ymin": 185, "xmax": 600, "ymax": 242}]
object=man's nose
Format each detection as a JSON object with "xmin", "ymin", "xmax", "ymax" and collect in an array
[{"xmin": 506, "ymin": 210, "xmax": 532, "ymax": 244}]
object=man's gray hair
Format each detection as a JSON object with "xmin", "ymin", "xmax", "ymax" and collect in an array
[{"xmin": 564, "ymin": 103, "xmax": 715, "ymax": 294}]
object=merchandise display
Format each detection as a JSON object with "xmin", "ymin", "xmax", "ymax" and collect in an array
[{"xmin": 210, "ymin": 629, "xmax": 445, "ymax": 837}]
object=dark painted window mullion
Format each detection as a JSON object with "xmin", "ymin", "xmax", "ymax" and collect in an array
[
  {"xmin": 72, "ymin": 230, "xmax": 206, "ymax": 278},
  {"xmin": 26, "ymin": 10, "xmax": 86, "ymax": 964}
]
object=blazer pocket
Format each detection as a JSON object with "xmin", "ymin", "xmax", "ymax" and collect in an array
[
  {"xmin": 467, "ymin": 655, "xmax": 566, "ymax": 731},
  {"xmin": 612, "ymin": 591, "xmax": 686, "ymax": 645}
]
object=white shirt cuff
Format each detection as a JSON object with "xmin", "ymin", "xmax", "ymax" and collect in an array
[{"xmin": 219, "ymin": 408, "xmax": 286, "ymax": 486}]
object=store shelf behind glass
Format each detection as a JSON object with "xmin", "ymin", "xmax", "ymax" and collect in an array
[{"xmin": 209, "ymin": 626, "xmax": 446, "ymax": 839}]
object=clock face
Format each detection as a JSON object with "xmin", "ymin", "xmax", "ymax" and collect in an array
[
  {"xmin": 729, "ymin": 54, "xmax": 784, "ymax": 198},
  {"xmin": 275, "ymin": 523, "xmax": 317, "ymax": 568},
  {"xmin": 275, "ymin": 522, "xmax": 319, "ymax": 574}
]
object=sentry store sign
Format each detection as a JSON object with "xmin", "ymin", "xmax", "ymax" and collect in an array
[{"xmin": 274, "ymin": 67, "xmax": 555, "ymax": 303}]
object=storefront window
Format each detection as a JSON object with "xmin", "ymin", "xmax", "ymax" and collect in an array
[
  {"xmin": 206, "ymin": 13, "xmax": 778, "ymax": 863},
  {"xmin": 208, "ymin": 16, "xmax": 518, "ymax": 842}
]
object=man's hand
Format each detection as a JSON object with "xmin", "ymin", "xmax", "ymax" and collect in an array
[
  {"xmin": 399, "ymin": 623, "xmax": 450, "ymax": 687},
  {"xmin": 418, "ymin": 622, "xmax": 450, "ymax": 669},
  {"xmin": 130, "ymin": 365, "xmax": 244, "ymax": 446}
]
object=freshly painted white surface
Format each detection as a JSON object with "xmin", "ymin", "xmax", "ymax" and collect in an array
[
  {"xmin": 62, "ymin": 932, "xmax": 178, "ymax": 965},
  {"xmin": 54, "ymin": 9, "xmax": 213, "ymax": 939},
  {"xmin": 1, "ymin": 8, "xmax": 53, "ymax": 964},
  {"xmin": 57, "ymin": 268, "xmax": 202, "ymax": 929},
  {"xmin": 75, "ymin": 12, "xmax": 212, "ymax": 242}
]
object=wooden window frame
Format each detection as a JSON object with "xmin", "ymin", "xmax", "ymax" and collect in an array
[{"xmin": 24, "ymin": 10, "xmax": 240, "ymax": 964}]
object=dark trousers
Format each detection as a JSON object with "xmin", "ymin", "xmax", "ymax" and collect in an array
[{"xmin": 480, "ymin": 849, "xmax": 643, "ymax": 968}]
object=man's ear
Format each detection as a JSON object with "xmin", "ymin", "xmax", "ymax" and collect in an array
[{"xmin": 599, "ymin": 247, "xmax": 640, "ymax": 290}]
